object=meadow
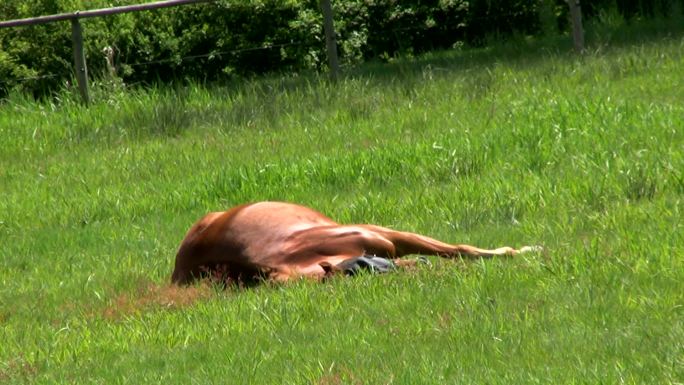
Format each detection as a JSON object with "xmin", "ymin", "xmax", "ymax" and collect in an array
[{"xmin": 1, "ymin": 32, "xmax": 683, "ymax": 383}]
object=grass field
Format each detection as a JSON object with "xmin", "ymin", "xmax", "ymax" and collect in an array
[{"xmin": 1, "ymin": 30, "xmax": 683, "ymax": 383}]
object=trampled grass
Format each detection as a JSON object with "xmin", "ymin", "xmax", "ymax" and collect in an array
[{"xmin": 1, "ymin": 32, "xmax": 683, "ymax": 383}]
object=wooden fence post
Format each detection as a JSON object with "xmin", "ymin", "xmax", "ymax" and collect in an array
[
  {"xmin": 71, "ymin": 17, "xmax": 90, "ymax": 104},
  {"xmin": 319, "ymin": 0, "xmax": 340, "ymax": 80},
  {"xmin": 568, "ymin": 0, "xmax": 585, "ymax": 53}
]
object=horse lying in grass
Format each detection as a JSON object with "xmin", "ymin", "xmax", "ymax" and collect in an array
[{"xmin": 171, "ymin": 201, "xmax": 540, "ymax": 285}]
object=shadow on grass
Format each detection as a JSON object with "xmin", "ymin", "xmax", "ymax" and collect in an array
[
  {"xmin": 204, "ymin": 13, "xmax": 684, "ymax": 132},
  {"xmin": 13, "ymin": 14, "xmax": 684, "ymax": 146},
  {"xmin": 347, "ymin": 13, "xmax": 684, "ymax": 82}
]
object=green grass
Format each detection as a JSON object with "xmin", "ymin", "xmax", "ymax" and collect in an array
[{"xmin": 1, "ymin": 31, "xmax": 684, "ymax": 383}]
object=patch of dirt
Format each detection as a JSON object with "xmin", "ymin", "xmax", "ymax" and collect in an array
[
  {"xmin": 315, "ymin": 365, "xmax": 364, "ymax": 385},
  {"xmin": 101, "ymin": 281, "xmax": 213, "ymax": 320},
  {"xmin": 0, "ymin": 355, "xmax": 38, "ymax": 382}
]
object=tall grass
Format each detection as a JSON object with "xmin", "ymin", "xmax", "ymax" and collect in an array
[{"xmin": 1, "ymin": 31, "xmax": 683, "ymax": 383}]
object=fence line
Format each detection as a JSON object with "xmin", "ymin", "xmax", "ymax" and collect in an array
[
  {"xmin": 1, "ymin": 2, "xmax": 586, "ymax": 100},
  {"xmin": 0, "ymin": 0, "xmax": 340, "ymax": 104},
  {"xmin": 0, "ymin": 40, "xmax": 319, "ymax": 88},
  {"xmin": 0, "ymin": 0, "xmax": 218, "ymax": 105}
]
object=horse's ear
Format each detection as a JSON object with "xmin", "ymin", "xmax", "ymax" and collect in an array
[{"xmin": 319, "ymin": 261, "xmax": 339, "ymax": 277}]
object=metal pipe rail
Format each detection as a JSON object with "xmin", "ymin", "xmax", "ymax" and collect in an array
[{"xmin": 0, "ymin": 0, "xmax": 214, "ymax": 29}]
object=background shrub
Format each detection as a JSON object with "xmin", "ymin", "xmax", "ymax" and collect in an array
[{"xmin": 0, "ymin": 0, "xmax": 682, "ymax": 98}]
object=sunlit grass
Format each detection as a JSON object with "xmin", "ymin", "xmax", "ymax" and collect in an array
[{"xmin": 1, "ymin": 34, "xmax": 683, "ymax": 383}]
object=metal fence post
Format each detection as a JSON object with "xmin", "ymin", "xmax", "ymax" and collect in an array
[
  {"xmin": 319, "ymin": 0, "xmax": 340, "ymax": 80},
  {"xmin": 568, "ymin": 0, "xmax": 585, "ymax": 53},
  {"xmin": 71, "ymin": 17, "xmax": 90, "ymax": 104}
]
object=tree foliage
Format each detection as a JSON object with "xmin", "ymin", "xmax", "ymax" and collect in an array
[{"xmin": 0, "ymin": 0, "xmax": 681, "ymax": 97}]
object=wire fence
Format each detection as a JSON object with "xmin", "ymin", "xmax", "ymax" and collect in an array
[
  {"xmin": 0, "ymin": 41, "xmax": 317, "ymax": 87},
  {"xmin": 126, "ymin": 41, "xmax": 313, "ymax": 68},
  {"xmin": 0, "ymin": 73, "xmax": 60, "ymax": 86},
  {"xmin": 0, "ymin": 43, "xmax": 304, "ymax": 87}
]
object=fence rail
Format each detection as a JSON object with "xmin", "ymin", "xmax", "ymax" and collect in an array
[{"xmin": 0, "ymin": 0, "xmax": 213, "ymax": 28}]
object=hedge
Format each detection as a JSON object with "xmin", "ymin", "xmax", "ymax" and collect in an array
[{"xmin": 0, "ymin": 0, "xmax": 680, "ymax": 97}]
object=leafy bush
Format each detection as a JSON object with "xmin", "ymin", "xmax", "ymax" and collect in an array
[{"xmin": 0, "ymin": 0, "xmax": 681, "ymax": 98}]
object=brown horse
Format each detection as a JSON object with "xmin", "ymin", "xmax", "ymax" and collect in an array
[{"xmin": 171, "ymin": 201, "xmax": 540, "ymax": 285}]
